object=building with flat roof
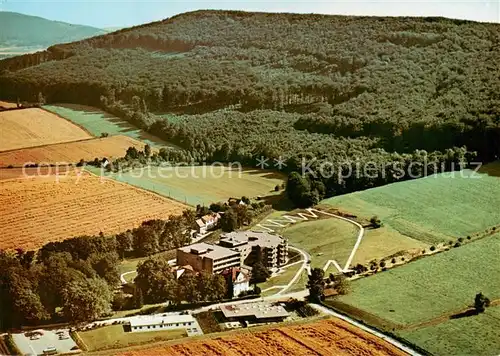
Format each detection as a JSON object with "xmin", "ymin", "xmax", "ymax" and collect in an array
[
  {"xmin": 219, "ymin": 231, "xmax": 288, "ymax": 268},
  {"xmin": 176, "ymin": 242, "xmax": 241, "ymax": 274},
  {"xmin": 127, "ymin": 314, "xmax": 196, "ymax": 333},
  {"xmin": 220, "ymin": 302, "xmax": 290, "ymax": 323}
]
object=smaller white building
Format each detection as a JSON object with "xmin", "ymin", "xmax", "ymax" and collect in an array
[
  {"xmin": 221, "ymin": 267, "xmax": 251, "ymax": 297},
  {"xmin": 128, "ymin": 314, "xmax": 195, "ymax": 333}
]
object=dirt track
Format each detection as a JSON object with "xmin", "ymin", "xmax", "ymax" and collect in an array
[{"xmin": 119, "ymin": 318, "xmax": 408, "ymax": 356}]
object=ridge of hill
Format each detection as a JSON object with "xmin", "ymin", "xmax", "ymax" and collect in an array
[
  {"xmin": 0, "ymin": 11, "xmax": 105, "ymax": 53},
  {"xmin": 0, "ymin": 10, "xmax": 499, "ymax": 203}
]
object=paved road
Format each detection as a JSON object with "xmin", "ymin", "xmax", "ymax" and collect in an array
[{"xmin": 310, "ymin": 304, "xmax": 422, "ymax": 356}]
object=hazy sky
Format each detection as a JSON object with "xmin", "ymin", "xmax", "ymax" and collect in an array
[{"xmin": 1, "ymin": 0, "xmax": 498, "ymax": 28}]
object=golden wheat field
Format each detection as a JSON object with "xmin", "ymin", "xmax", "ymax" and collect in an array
[
  {"xmin": 119, "ymin": 318, "xmax": 408, "ymax": 356},
  {"xmin": 0, "ymin": 135, "xmax": 149, "ymax": 167},
  {"xmin": 0, "ymin": 108, "xmax": 91, "ymax": 151},
  {"xmin": 0, "ymin": 171, "xmax": 188, "ymax": 250}
]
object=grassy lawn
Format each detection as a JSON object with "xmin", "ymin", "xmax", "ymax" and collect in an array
[
  {"xmin": 352, "ymin": 225, "xmax": 428, "ymax": 265},
  {"xmin": 259, "ymin": 262, "xmax": 303, "ymax": 291},
  {"xmin": 280, "ymin": 218, "xmax": 358, "ymax": 270},
  {"xmin": 78, "ymin": 324, "xmax": 186, "ymax": 351},
  {"xmin": 43, "ymin": 104, "xmax": 175, "ymax": 149},
  {"xmin": 323, "ymin": 170, "xmax": 500, "ymax": 244},
  {"xmin": 288, "ymin": 270, "xmax": 309, "ymax": 293},
  {"xmin": 399, "ymin": 305, "xmax": 500, "ymax": 356},
  {"xmin": 93, "ymin": 166, "xmax": 285, "ymax": 206},
  {"xmin": 334, "ymin": 233, "xmax": 500, "ymax": 326}
]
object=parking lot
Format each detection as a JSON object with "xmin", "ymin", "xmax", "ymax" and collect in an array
[{"xmin": 12, "ymin": 329, "xmax": 78, "ymax": 355}]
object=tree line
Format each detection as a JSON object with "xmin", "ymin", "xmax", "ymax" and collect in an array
[
  {"xmin": 0, "ymin": 209, "xmax": 196, "ymax": 329},
  {"xmin": 133, "ymin": 257, "xmax": 227, "ymax": 305}
]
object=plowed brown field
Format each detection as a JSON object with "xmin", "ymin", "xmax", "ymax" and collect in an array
[
  {"xmin": 0, "ymin": 171, "xmax": 188, "ymax": 250},
  {"xmin": 0, "ymin": 108, "xmax": 91, "ymax": 151},
  {"xmin": 0, "ymin": 135, "xmax": 149, "ymax": 167},
  {"xmin": 120, "ymin": 319, "xmax": 408, "ymax": 356}
]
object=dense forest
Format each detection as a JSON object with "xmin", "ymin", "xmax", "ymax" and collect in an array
[{"xmin": 0, "ymin": 10, "xmax": 499, "ymax": 205}]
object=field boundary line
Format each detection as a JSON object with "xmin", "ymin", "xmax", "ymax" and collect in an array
[
  {"xmin": 41, "ymin": 106, "xmax": 96, "ymax": 137},
  {"xmin": 311, "ymin": 304, "xmax": 423, "ymax": 356},
  {"xmin": 0, "ymin": 137, "xmax": 99, "ymax": 155}
]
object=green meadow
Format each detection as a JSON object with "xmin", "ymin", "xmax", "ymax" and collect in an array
[
  {"xmin": 43, "ymin": 104, "xmax": 175, "ymax": 148},
  {"xmin": 333, "ymin": 233, "xmax": 500, "ymax": 326}
]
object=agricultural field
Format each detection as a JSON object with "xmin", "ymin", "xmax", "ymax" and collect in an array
[
  {"xmin": 118, "ymin": 318, "xmax": 407, "ymax": 356},
  {"xmin": 0, "ymin": 135, "xmax": 148, "ymax": 167},
  {"xmin": 399, "ymin": 305, "xmax": 500, "ymax": 356},
  {"xmin": 43, "ymin": 104, "xmax": 175, "ymax": 148},
  {"xmin": 0, "ymin": 171, "xmax": 188, "ymax": 250},
  {"xmin": 0, "ymin": 108, "xmax": 91, "ymax": 151},
  {"xmin": 323, "ymin": 170, "xmax": 500, "ymax": 244},
  {"xmin": 92, "ymin": 166, "xmax": 285, "ymax": 206},
  {"xmin": 78, "ymin": 325, "xmax": 186, "ymax": 351},
  {"xmin": 332, "ymin": 233, "xmax": 500, "ymax": 326}
]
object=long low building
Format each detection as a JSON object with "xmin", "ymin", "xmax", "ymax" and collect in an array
[
  {"xmin": 220, "ymin": 302, "xmax": 290, "ymax": 323},
  {"xmin": 127, "ymin": 314, "xmax": 196, "ymax": 333}
]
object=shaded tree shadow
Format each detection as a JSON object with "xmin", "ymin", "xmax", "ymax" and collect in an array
[{"xmin": 450, "ymin": 308, "xmax": 478, "ymax": 319}]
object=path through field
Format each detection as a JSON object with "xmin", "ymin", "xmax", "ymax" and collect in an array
[{"xmin": 255, "ymin": 208, "xmax": 365, "ymax": 273}]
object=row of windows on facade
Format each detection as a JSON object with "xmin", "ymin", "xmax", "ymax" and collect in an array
[{"xmin": 133, "ymin": 322, "xmax": 194, "ymax": 330}]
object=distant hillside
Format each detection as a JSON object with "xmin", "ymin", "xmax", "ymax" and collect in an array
[
  {"xmin": 0, "ymin": 10, "xmax": 499, "ymax": 202},
  {"xmin": 0, "ymin": 11, "xmax": 105, "ymax": 48}
]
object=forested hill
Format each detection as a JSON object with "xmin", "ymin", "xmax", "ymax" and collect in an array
[
  {"xmin": 0, "ymin": 10, "xmax": 499, "ymax": 204},
  {"xmin": 0, "ymin": 12, "xmax": 105, "ymax": 48}
]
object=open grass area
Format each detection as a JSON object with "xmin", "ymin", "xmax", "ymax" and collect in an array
[
  {"xmin": 258, "ymin": 262, "xmax": 303, "ymax": 292},
  {"xmin": 333, "ymin": 233, "xmax": 500, "ymax": 326},
  {"xmin": 352, "ymin": 225, "xmax": 428, "ymax": 265},
  {"xmin": 399, "ymin": 305, "xmax": 500, "ymax": 356},
  {"xmin": 78, "ymin": 325, "xmax": 186, "ymax": 351},
  {"xmin": 43, "ymin": 104, "xmax": 175, "ymax": 148},
  {"xmin": 323, "ymin": 170, "xmax": 500, "ymax": 244},
  {"xmin": 288, "ymin": 270, "xmax": 309, "ymax": 293},
  {"xmin": 280, "ymin": 218, "xmax": 358, "ymax": 269},
  {"xmin": 92, "ymin": 166, "xmax": 285, "ymax": 206}
]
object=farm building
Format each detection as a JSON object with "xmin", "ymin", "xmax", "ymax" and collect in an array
[
  {"xmin": 127, "ymin": 314, "xmax": 196, "ymax": 332},
  {"xmin": 220, "ymin": 302, "xmax": 290, "ymax": 323}
]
